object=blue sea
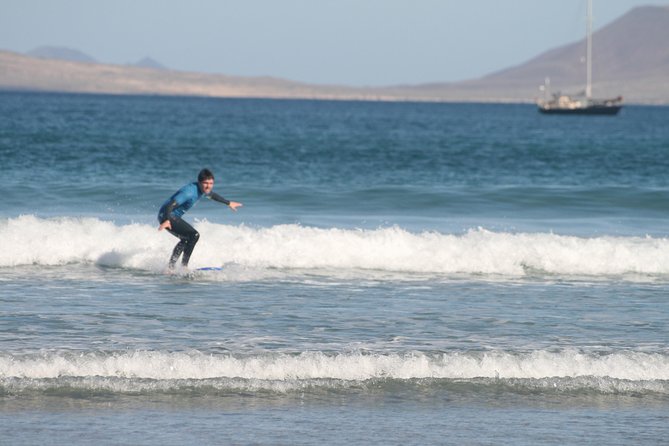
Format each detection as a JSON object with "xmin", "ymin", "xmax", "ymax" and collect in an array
[{"xmin": 1, "ymin": 91, "xmax": 668, "ymax": 445}]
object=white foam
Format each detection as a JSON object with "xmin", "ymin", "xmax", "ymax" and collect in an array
[
  {"xmin": 2, "ymin": 215, "xmax": 669, "ymax": 277},
  {"xmin": 0, "ymin": 215, "xmax": 167, "ymax": 270},
  {"xmin": 2, "ymin": 350, "xmax": 668, "ymax": 382}
]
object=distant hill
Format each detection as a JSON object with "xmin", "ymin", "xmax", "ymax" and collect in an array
[
  {"xmin": 132, "ymin": 57, "xmax": 166, "ymax": 70},
  {"xmin": 0, "ymin": 49, "xmax": 372, "ymax": 100},
  {"xmin": 26, "ymin": 46, "xmax": 97, "ymax": 63},
  {"xmin": 2, "ymin": 5, "xmax": 669, "ymax": 104},
  {"xmin": 383, "ymin": 5, "xmax": 669, "ymax": 104},
  {"xmin": 475, "ymin": 5, "xmax": 669, "ymax": 100}
]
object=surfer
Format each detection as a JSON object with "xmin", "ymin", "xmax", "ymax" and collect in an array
[{"xmin": 158, "ymin": 168, "xmax": 242, "ymax": 268}]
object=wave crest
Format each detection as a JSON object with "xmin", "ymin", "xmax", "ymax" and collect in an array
[
  {"xmin": 2, "ymin": 215, "xmax": 669, "ymax": 277},
  {"xmin": 2, "ymin": 350, "xmax": 668, "ymax": 395}
]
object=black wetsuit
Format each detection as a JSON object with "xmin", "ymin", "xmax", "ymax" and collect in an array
[{"xmin": 158, "ymin": 182, "xmax": 230, "ymax": 268}]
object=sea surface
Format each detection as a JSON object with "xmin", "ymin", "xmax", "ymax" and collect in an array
[{"xmin": 1, "ymin": 91, "xmax": 668, "ymax": 445}]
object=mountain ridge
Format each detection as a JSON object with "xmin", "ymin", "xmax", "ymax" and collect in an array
[{"xmin": 26, "ymin": 46, "xmax": 97, "ymax": 64}]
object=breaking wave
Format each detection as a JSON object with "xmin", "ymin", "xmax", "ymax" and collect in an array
[
  {"xmin": 2, "ymin": 215, "xmax": 669, "ymax": 278},
  {"xmin": 2, "ymin": 350, "xmax": 668, "ymax": 396}
]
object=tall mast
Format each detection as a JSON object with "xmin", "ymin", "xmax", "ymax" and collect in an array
[{"xmin": 586, "ymin": 0, "xmax": 592, "ymax": 99}]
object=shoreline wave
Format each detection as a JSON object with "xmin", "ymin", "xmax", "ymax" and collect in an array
[
  {"xmin": 2, "ymin": 215, "xmax": 669, "ymax": 279},
  {"xmin": 2, "ymin": 350, "xmax": 668, "ymax": 396}
]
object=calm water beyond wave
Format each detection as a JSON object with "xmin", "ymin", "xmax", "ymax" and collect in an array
[{"xmin": 1, "ymin": 91, "xmax": 669, "ymax": 445}]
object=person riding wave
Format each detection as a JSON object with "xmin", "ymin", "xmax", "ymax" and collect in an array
[{"xmin": 158, "ymin": 168, "xmax": 242, "ymax": 268}]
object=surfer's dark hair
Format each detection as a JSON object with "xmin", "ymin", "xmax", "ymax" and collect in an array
[{"xmin": 198, "ymin": 168, "xmax": 214, "ymax": 182}]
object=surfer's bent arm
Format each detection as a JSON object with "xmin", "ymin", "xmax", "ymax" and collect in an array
[
  {"xmin": 158, "ymin": 200, "xmax": 179, "ymax": 231},
  {"xmin": 162, "ymin": 200, "xmax": 178, "ymax": 220}
]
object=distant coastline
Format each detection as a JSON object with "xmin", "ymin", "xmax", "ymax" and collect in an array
[
  {"xmin": 2, "ymin": 6, "xmax": 668, "ymax": 105},
  {"xmin": 1, "ymin": 47, "xmax": 667, "ymax": 105}
]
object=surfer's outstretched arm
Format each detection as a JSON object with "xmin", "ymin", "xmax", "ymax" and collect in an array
[{"xmin": 209, "ymin": 192, "xmax": 243, "ymax": 211}]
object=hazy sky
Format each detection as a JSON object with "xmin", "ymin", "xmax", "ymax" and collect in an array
[{"xmin": 1, "ymin": 0, "xmax": 666, "ymax": 86}]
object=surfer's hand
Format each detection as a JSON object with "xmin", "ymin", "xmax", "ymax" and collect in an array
[
  {"xmin": 159, "ymin": 220, "xmax": 171, "ymax": 231},
  {"xmin": 228, "ymin": 201, "xmax": 243, "ymax": 212}
]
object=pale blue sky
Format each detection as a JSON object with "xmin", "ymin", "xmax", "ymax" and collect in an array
[{"xmin": 1, "ymin": 0, "xmax": 666, "ymax": 86}]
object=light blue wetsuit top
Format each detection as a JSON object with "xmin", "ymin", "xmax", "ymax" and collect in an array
[
  {"xmin": 158, "ymin": 182, "xmax": 231, "ymax": 222},
  {"xmin": 159, "ymin": 182, "xmax": 203, "ymax": 219}
]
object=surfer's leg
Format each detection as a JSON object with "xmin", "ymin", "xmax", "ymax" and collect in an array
[
  {"xmin": 180, "ymin": 230, "xmax": 200, "ymax": 266},
  {"xmin": 166, "ymin": 217, "xmax": 200, "ymax": 267},
  {"xmin": 168, "ymin": 240, "xmax": 187, "ymax": 268}
]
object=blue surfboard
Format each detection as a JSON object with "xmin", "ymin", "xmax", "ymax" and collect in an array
[{"xmin": 196, "ymin": 267, "xmax": 223, "ymax": 271}]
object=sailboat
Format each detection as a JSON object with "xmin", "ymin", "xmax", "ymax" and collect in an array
[{"xmin": 537, "ymin": 0, "xmax": 623, "ymax": 115}]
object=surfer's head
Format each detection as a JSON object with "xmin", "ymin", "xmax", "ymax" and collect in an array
[
  {"xmin": 197, "ymin": 168, "xmax": 215, "ymax": 194},
  {"xmin": 198, "ymin": 168, "xmax": 214, "ymax": 182}
]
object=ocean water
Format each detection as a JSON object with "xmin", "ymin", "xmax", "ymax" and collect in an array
[{"xmin": 1, "ymin": 91, "xmax": 669, "ymax": 445}]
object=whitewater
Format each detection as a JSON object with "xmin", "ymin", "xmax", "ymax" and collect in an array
[
  {"xmin": 8, "ymin": 350, "xmax": 663, "ymax": 382},
  {"xmin": 3, "ymin": 215, "xmax": 669, "ymax": 278}
]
